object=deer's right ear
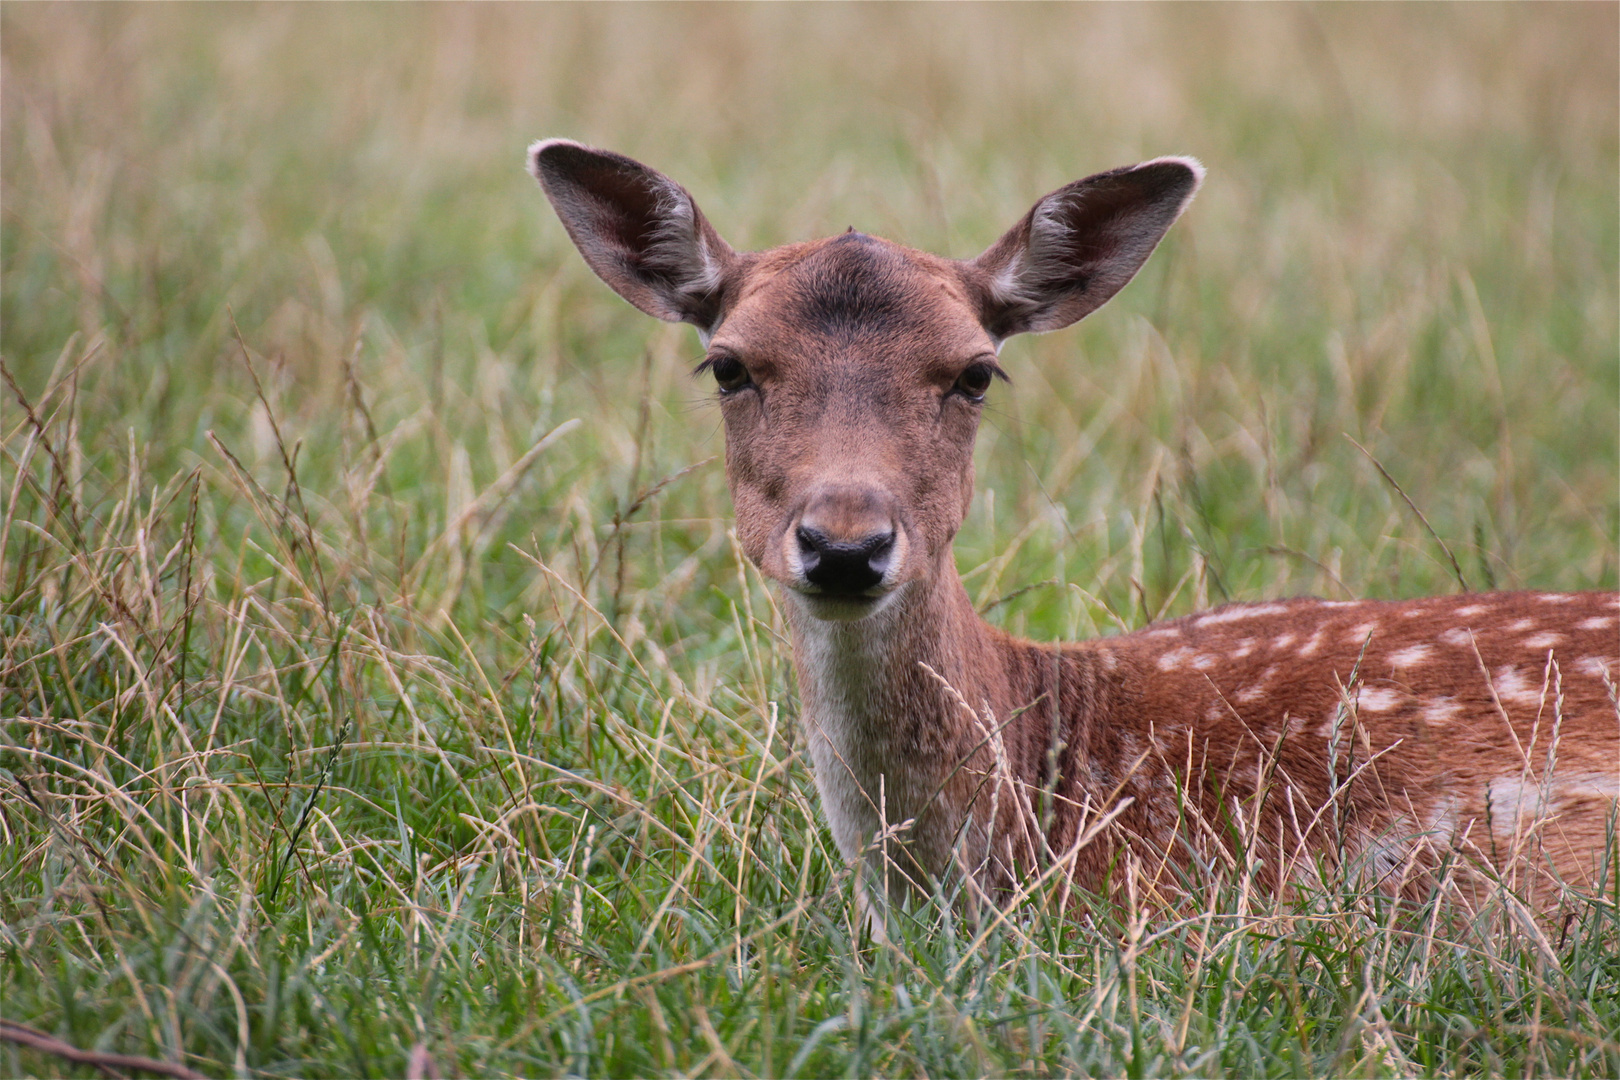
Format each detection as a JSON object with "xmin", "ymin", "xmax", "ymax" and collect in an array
[{"xmin": 528, "ymin": 140, "xmax": 736, "ymax": 332}]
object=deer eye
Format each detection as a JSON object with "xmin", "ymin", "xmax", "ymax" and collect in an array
[
  {"xmin": 953, "ymin": 362, "xmax": 996, "ymax": 402},
  {"xmin": 706, "ymin": 354, "xmax": 752, "ymax": 395}
]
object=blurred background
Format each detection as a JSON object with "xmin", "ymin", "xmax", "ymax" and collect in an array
[{"xmin": 5, "ymin": 4, "xmax": 1615, "ymax": 624}]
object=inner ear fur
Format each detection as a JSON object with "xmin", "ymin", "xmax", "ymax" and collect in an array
[
  {"xmin": 528, "ymin": 139, "xmax": 736, "ymax": 330},
  {"xmin": 968, "ymin": 157, "xmax": 1204, "ymax": 341}
]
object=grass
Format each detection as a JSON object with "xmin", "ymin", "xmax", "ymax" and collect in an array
[{"xmin": 2, "ymin": 5, "xmax": 1617, "ymax": 1077}]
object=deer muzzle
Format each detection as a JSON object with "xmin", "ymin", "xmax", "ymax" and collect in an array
[{"xmin": 785, "ymin": 485, "xmax": 907, "ymax": 613}]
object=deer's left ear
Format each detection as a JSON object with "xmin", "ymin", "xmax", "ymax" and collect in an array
[
  {"xmin": 968, "ymin": 157, "xmax": 1203, "ymax": 341},
  {"xmin": 529, "ymin": 139, "xmax": 737, "ymax": 332}
]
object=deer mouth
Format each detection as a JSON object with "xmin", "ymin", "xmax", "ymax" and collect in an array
[{"xmin": 788, "ymin": 584, "xmax": 901, "ymax": 622}]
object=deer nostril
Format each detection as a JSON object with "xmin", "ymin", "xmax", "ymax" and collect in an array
[
  {"xmin": 865, "ymin": 531, "xmax": 895, "ymax": 574},
  {"xmin": 796, "ymin": 526, "xmax": 824, "ymax": 572},
  {"xmin": 796, "ymin": 525, "xmax": 896, "ymax": 595}
]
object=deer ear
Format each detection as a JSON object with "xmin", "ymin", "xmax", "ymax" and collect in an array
[
  {"xmin": 529, "ymin": 140, "xmax": 736, "ymax": 331},
  {"xmin": 969, "ymin": 157, "xmax": 1203, "ymax": 341}
]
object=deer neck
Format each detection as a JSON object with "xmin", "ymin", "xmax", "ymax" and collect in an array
[
  {"xmin": 784, "ymin": 561, "xmax": 1000, "ymax": 737},
  {"xmin": 783, "ymin": 557, "xmax": 1016, "ymax": 879}
]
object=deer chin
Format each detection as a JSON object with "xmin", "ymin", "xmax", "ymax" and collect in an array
[{"xmin": 785, "ymin": 583, "xmax": 905, "ymax": 623}]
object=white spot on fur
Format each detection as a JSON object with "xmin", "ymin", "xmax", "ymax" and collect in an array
[
  {"xmin": 1536, "ymin": 593, "xmax": 1576, "ymax": 603},
  {"xmin": 1438, "ymin": 628, "xmax": 1473, "ymax": 648},
  {"xmin": 1145, "ymin": 627, "xmax": 1183, "ymax": 639},
  {"xmin": 1347, "ymin": 621, "xmax": 1379, "ymax": 645},
  {"xmin": 1355, "ymin": 686, "xmax": 1402, "ymax": 712},
  {"xmin": 1575, "ymin": 656, "xmax": 1614, "ymax": 679},
  {"xmin": 1387, "ymin": 644, "xmax": 1432, "ymax": 669},
  {"xmin": 1233, "ymin": 638, "xmax": 1256, "ymax": 658},
  {"xmin": 1157, "ymin": 646, "xmax": 1195, "ymax": 672},
  {"xmin": 1425, "ymin": 797, "xmax": 1458, "ymax": 837},
  {"xmin": 1420, "ymin": 696, "xmax": 1463, "ymax": 725},
  {"xmin": 1197, "ymin": 603, "xmax": 1288, "ymax": 626},
  {"xmin": 1488, "ymin": 773, "xmax": 1620, "ymax": 826},
  {"xmin": 1521, "ymin": 632, "xmax": 1563, "ymax": 650},
  {"xmin": 1271, "ymin": 632, "xmax": 1296, "ymax": 651},
  {"xmin": 1298, "ymin": 628, "xmax": 1326, "ymax": 657},
  {"xmin": 1559, "ymin": 773, "xmax": 1620, "ymax": 799},
  {"xmin": 1316, "ymin": 709, "xmax": 1343, "ymax": 738},
  {"xmin": 1191, "ymin": 653, "xmax": 1217, "ymax": 671},
  {"xmin": 1318, "ymin": 600, "xmax": 1361, "ymax": 609},
  {"xmin": 1454, "ymin": 604, "xmax": 1488, "ymax": 618},
  {"xmin": 1488, "ymin": 779, "xmax": 1538, "ymax": 825},
  {"xmin": 1506, "ymin": 617, "xmax": 1536, "ymax": 633},
  {"xmin": 1236, "ymin": 684, "xmax": 1267, "ymax": 704},
  {"xmin": 1491, "ymin": 665, "xmax": 1544, "ymax": 707},
  {"xmin": 1575, "ymin": 615, "xmax": 1616, "ymax": 631}
]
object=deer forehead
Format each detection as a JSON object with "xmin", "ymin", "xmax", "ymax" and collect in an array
[{"xmin": 713, "ymin": 232, "xmax": 993, "ymax": 375}]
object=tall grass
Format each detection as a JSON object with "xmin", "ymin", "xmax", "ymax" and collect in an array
[{"xmin": 3, "ymin": 5, "xmax": 1616, "ymax": 1076}]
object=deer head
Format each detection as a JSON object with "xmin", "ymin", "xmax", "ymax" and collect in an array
[{"xmin": 529, "ymin": 140, "xmax": 1201, "ymax": 624}]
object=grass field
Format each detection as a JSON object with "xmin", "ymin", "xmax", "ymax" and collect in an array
[{"xmin": 3, "ymin": 5, "xmax": 1617, "ymax": 1077}]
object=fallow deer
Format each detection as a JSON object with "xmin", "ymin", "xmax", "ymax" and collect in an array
[{"xmin": 528, "ymin": 140, "xmax": 1619, "ymax": 925}]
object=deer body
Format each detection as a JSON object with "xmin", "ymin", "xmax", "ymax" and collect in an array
[
  {"xmin": 529, "ymin": 140, "xmax": 1620, "ymax": 916},
  {"xmin": 798, "ymin": 579, "xmax": 1619, "ymax": 910}
]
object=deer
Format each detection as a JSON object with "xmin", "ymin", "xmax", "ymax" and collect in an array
[{"xmin": 527, "ymin": 139, "xmax": 1620, "ymax": 930}]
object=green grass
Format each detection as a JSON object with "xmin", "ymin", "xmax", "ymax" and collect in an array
[{"xmin": 2, "ymin": 5, "xmax": 1616, "ymax": 1077}]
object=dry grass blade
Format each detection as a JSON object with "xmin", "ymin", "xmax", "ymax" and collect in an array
[
  {"xmin": 0, "ymin": 1020, "xmax": 206, "ymax": 1080},
  {"xmin": 1345, "ymin": 435, "xmax": 1471, "ymax": 592}
]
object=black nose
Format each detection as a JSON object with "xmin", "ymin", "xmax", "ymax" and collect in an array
[{"xmin": 796, "ymin": 525, "xmax": 895, "ymax": 595}]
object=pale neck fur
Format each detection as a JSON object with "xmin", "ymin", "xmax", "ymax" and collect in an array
[{"xmin": 784, "ymin": 560, "xmax": 1016, "ymax": 894}]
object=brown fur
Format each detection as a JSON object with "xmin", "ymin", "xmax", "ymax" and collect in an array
[{"xmin": 529, "ymin": 140, "xmax": 1620, "ymax": 920}]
